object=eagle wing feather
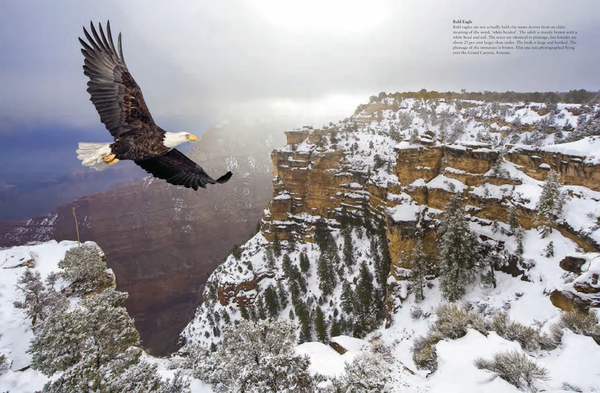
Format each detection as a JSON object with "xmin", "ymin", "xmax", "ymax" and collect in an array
[
  {"xmin": 80, "ymin": 21, "xmax": 159, "ymax": 140},
  {"xmin": 135, "ymin": 149, "xmax": 232, "ymax": 190}
]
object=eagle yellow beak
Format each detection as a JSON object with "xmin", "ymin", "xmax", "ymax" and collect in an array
[{"xmin": 186, "ymin": 134, "xmax": 199, "ymax": 142}]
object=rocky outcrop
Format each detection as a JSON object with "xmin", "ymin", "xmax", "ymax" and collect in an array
[
  {"xmin": 217, "ymin": 271, "xmax": 276, "ymax": 307},
  {"xmin": 559, "ymin": 256, "xmax": 587, "ymax": 274},
  {"xmin": 551, "ymin": 255, "xmax": 600, "ymax": 312},
  {"xmin": 260, "ymin": 112, "xmax": 600, "ymax": 316},
  {"xmin": 505, "ymin": 146, "xmax": 600, "ymax": 192}
]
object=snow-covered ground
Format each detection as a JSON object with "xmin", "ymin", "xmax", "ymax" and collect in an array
[
  {"xmin": 2, "ymin": 97, "xmax": 599, "ymax": 392},
  {"xmin": 0, "ymin": 240, "xmax": 78, "ymax": 392}
]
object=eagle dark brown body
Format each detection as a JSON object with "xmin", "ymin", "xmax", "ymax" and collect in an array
[{"xmin": 76, "ymin": 21, "xmax": 232, "ymax": 190}]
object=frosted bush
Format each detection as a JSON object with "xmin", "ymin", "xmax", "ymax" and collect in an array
[
  {"xmin": 412, "ymin": 331, "xmax": 442, "ymax": 372},
  {"xmin": 490, "ymin": 313, "xmax": 557, "ymax": 351},
  {"xmin": 474, "ymin": 350, "xmax": 549, "ymax": 390},
  {"xmin": 551, "ymin": 310, "xmax": 600, "ymax": 345},
  {"xmin": 433, "ymin": 303, "xmax": 486, "ymax": 339}
]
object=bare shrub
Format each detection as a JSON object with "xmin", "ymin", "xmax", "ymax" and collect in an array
[
  {"xmin": 410, "ymin": 307, "xmax": 423, "ymax": 321},
  {"xmin": 412, "ymin": 304, "xmax": 487, "ymax": 372},
  {"xmin": 551, "ymin": 310, "xmax": 600, "ymax": 345},
  {"xmin": 0, "ymin": 353, "xmax": 9, "ymax": 375},
  {"xmin": 490, "ymin": 313, "xmax": 557, "ymax": 351},
  {"xmin": 433, "ymin": 303, "xmax": 487, "ymax": 339},
  {"xmin": 561, "ymin": 382, "xmax": 583, "ymax": 392},
  {"xmin": 474, "ymin": 350, "xmax": 549, "ymax": 390},
  {"xmin": 412, "ymin": 331, "xmax": 442, "ymax": 372}
]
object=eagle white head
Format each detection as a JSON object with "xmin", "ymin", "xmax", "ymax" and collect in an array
[{"xmin": 163, "ymin": 132, "xmax": 199, "ymax": 149}]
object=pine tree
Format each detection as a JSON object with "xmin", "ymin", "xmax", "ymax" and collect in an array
[
  {"xmin": 28, "ymin": 288, "xmax": 161, "ymax": 392},
  {"xmin": 282, "ymin": 253, "xmax": 293, "ymax": 276},
  {"xmin": 356, "ymin": 262, "xmax": 376, "ymax": 335},
  {"xmin": 314, "ymin": 218, "xmax": 335, "ymax": 252},
  {"xmin": 376, "ymin": 219, "xmax": 392, "ymax": 287},
  {"xmin": 343, "ymin": 226, "xmax": 355, "ymax": 266},
  {"xmin": 221, "ymin": 309, "xmax": 231, "ymax": 325},
  {"xmin": 192, "ymin": 320, "xmax": 313, "ymax": 392},
  {"xmin": 257, "ymin": 297, "xmax": 267, "ymax": 320},
  {"xmin": 507, "ymin": 204, "xmax": 520, "ymax": 234},
  {"xmin": 536, "ymin": 170, "xmax": 564, "ymax": 238},
  {"xmin": 330, "ymin": 318, "xmax": 342, "ymax": 338},
  {"xmin": 299, "ymin": 252, "xmax": 310, "ymax": 273},
  {"xmin": 341, "ymin": 281, "xmax": 355, "ymax": 314},
  {"xmin": 58, "ymin": 243, "xmax": 108, "ymax": 294},
  {"xmin": 13, "ymin": 270, "xmax": 67, "ymax": 328},
  {"xmin": 410, "ymin": 235, "xmax": 428, "ymax": 302},
  {"xmin": 317, "ymin": 254, "xmax": 336, "ymax": 297},
  {"xmin": 264, "ymin": 285, "xmax": 280, "ymax": 319},
  {"xmin": 266, "ymin": 248, "xmax": 276, "ymax": 269},
  {"xmin": 314, "ymin": 306, "xmax": 328, "ymax": 343},
  {"xmin": 273, "ymin": 235, "xmax": 282, "ymax": 257},
  {"xmin": 287, "ymin": 234, "xmax": 296, "ymax": 252},
  {"xmin": 283, "ymin": 254, "xmax": 307, "ymax": 294},
  {"xmin": 277, "ymin": 280, "xmax": 289, "ymax": 310},
  {"xmin": 231, "ymin": 244, "xmax": 242, "ymax": 260},
  {"xmin": 544, "ymin": 241, "xmax": 555, "ymax": 258},
  {"xmin": 239, "ymin": 303, "xmax": 250, "ymax": 320},
  {"xmin": 437, "ymin": 194, "xmax": 479, "ymax": 302},
  {"xmin": 294, "ymin": 300, "xmax": 312, "ymax": 343}
]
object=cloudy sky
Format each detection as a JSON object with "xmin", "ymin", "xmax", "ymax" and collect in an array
[
  {"xmin": 1, "ymin": 0, "xmax": 599, "ymax": 134},
  {"xmin": 0, "ymin": 0, "xmax": 598, "ymax": 198}
]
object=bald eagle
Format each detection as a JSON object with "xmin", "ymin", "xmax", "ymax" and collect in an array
[{"xmin": 76, "ymin": 21, "xmax": 232, "ymax": 190}]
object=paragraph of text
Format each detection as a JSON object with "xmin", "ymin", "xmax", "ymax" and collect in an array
[{"xmin": 452, "ymin": 20, "xmax": 577, "ymax": 55}]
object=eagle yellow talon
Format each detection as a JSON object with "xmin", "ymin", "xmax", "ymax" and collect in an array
[{"xmin": 103, "ymin": 154, "xmax": 119, "ymax": 165}]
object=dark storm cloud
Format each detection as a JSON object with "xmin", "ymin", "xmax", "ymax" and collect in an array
[{"xmin": 1, "ymin": 0, "xmax": 599, "ymax": 134}]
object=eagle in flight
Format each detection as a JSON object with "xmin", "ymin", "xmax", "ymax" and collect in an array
[{"xmin": 76, "ymin": 21, "xmax": 232, "ymax": 190}]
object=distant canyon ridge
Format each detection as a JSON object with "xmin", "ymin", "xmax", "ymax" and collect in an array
[{"xmin": 0, "ymin": 118, "xmax": 284, "ymax": 355}]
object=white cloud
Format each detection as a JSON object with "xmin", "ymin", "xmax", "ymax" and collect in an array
[{"xmin": 1, "ymin": 0, "xmax": 599, "ymax": 133}]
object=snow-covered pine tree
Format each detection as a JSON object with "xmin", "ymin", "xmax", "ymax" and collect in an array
[
  {"xmin": 356, "ymin": 262, "xmax": 377, "ymax": 335},
  {"xmin": 535, "ymin": 169, "xmax": 564, "ymax": 238},
  {"xmin": 544, "ymin": 241, "xmax": 555, "ymax": 258},
  {"xmin": 343, "ymin": 226, "xmax": 355, "ymax": 267},
  {"xmin": 299, "ymin": 251, "xmax": 310, "ymax": 273},
  {"xmin": 375, "ymin": 219, "xmax": 392, "ymax": 289},
  {"xmin": 58, "ymin": 243, "xmax": 108, "ymax": 294},
  {"xmin": 239, "ymin": 303, "xmax": 250, "ymax": 320},
  {"xmin": 28, "ymin": 288, "xmax": 163, "ymax": 392},
  {"xmin": 507, "ymin": 204, "xmax": 520, "ymax": 234},
  {"xmin": 193, "ymin": 319, "xmax": 313, "ymax": 392},
  {"xmin": 314, "ymin": 306, "xmax": 328, "ymax": 343},
  {"xmin": 13, "ymin": 270, "xmax": 67, "ymax": 328},
  {"xmin": 272, "ymin": 235, "xmax": 282, "ymax": 257},
  {"xmin": 437, "ymin": 194, "xmax": 479, "ymax": 302},
  {"xmin": 294, "ymin": 299, "xmax": 312, "ymax": 343},
  {"xmin": 263, "ymin": 285, "xmax": 280, "ymax": 319},
  {"xmin": 410, "ymin": 235, "xmax": 428, "ymax": 302},
  {"xmin": 317, "ymin": 253, "xmax": 336, "ymax": 297},
  {"xmin": 336, "ymin": 349, "xmax": 392, "ymax": 392}
]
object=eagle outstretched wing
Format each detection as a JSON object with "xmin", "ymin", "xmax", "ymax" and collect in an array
[
  {"xmin": 79, "ymin": 21, "xmax": 159, "ymax": 140},
  {"xmin": 135, "ymin": 149, "xmax": 233, "ymax": 190}
]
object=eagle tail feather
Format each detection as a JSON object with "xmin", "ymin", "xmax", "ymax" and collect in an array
[{"xmin": 76, "ymin": 142, "xmax": 113, "ymax": 171}]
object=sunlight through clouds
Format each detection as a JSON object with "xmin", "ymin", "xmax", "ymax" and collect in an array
[{"xmin": 249, "ymin": 0, "xmax": 390, "ymax": 35}]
